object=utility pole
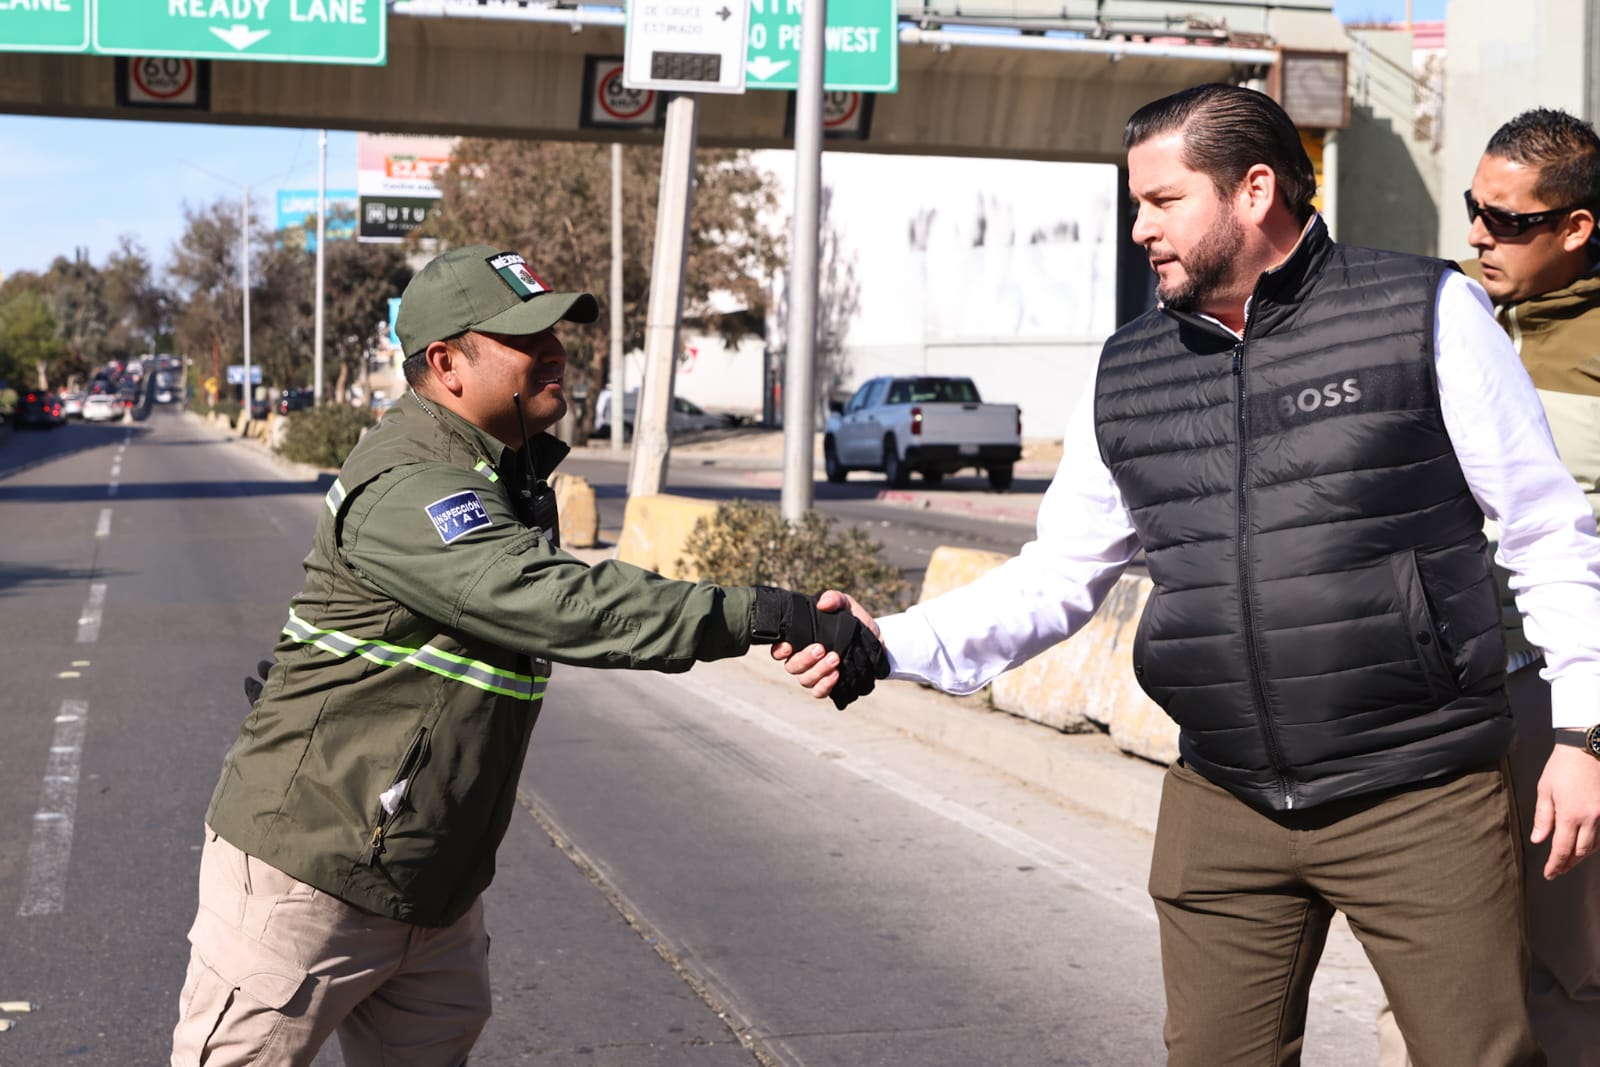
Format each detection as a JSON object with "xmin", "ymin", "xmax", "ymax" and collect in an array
[
  {"xmin": 627, "ymin": 94, "xmax": 699, "ymax": 499},
  {"xmin": 610, "ymin": 143, "xmax": 626, "ymax": 453},
  {"xmin": 181, "ymin": 157, "xmax": 303, "ymax": 422},
  {"xmin": 314, "ymin": 129, "xmax": 327, "ymax": 407},
  {"xmin": 780, "ymin": 0, "xmax": 828, "ymax": 522},
  {"xmin": 241, "ymin": 183, "xmax": 253, "ymax": 423}
]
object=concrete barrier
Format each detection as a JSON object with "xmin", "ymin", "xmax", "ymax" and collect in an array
[
  {"xmin": 916, "ymin": 547, "xmax": 1179, "ymax": 766},
  {"xmin": 614, "ymin": 495, "xmax": 720, "ymax": 581},
  {"xmin": 552, "ymin": 473, "xmax": 599, "ymax": 549},
  {"xmin": 606, "ymin": 500, "xmax": 1180, "ymax": 766}
]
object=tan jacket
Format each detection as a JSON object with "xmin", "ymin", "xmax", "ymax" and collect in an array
[{"xmin": 1463, "ymin": 261, "xmax": 1600, "ymax": 661}]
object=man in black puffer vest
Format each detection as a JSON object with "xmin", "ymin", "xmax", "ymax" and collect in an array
[{"xmin": 777, "ymin": 85, "xmax": 1600, "ymax": 1066}]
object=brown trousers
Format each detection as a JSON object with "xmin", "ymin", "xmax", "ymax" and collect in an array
[
  {"xmin": 1150, "ymin": 757, "xmax": 1541, "ymax": 1067},
  {"xmin": 170, "ymin": 829, "xmax": 492, "ymax": 1067},
  {"xmin": 1379, "ymin": 665, "xmax": 1600, "ymax": 1066}
]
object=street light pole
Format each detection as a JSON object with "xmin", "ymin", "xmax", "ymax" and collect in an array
[
  {"xmin": 781, "ymin": 0, "xmax": 828, "ymax": 522},
  {"xmin": 182, "ymin": 156, "xmax": 302, "ymax": 422},
  {"xmin": 241, "ymin": 183, "xmax": 253, "ymax": 422},
  {"xmin": 610, "ymin": 142, "xmax": 625, "ymax": 453},
  {"xmin": 314, "ymin": 130, "xmax": 328, "ymax": 407}
]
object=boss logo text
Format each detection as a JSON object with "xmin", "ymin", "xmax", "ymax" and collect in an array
[{"xmin": 1275, "ymin": 377, "xmax": 1362, "ymax": 418}]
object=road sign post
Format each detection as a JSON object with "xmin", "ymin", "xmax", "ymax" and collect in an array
[
  {"xmin": 745, "ymin": 0, "xmax": 896, "ymax": 92},
  {"xmin": 92, "ymin": 0, "xmax": 386, "ymax": 65},
  {"xmin": 623, "ymin": 0, "xmax": 749, "ymax": 93}
]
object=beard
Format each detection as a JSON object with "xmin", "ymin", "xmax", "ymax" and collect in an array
[{"xmin": 1155, "ymin": 209, "xmax": 1247, "ymax": 313}]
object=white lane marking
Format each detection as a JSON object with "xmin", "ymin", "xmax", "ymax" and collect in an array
[
  {"xmin": 107, "ymin": 483, "xmax": 118, "ymax": 498},
  {"xmin": 18, "ymin": 699, "xmax": 89, "ymax": 917},
  {"xmin": 109, "ymin": 462, "xmax": 121, "ymax": 479},
  {"xmin": 661, "ymin": 673, "xmax": 1155, "ymax": 924},
  {"xmin": 76, "ymin": 583, "xmax": 106, "ymax": 644},
  {"xmin": 95, "ymin": 508, "xmax": 112, "ymax": 538}
]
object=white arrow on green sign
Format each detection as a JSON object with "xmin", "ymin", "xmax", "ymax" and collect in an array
[
  {"xmin": 0, "ymin": 0, "xmax": 91, "ymax": 54},
  {"xmin": 92, "ymin": 0, "xmax": 386, "ymax": 65},
  {"xmin": 745, "ymin": 0, "xmax": 897, "ymax": 93}
]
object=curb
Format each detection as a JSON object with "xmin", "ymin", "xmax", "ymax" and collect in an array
[
  {"xmin": 875, "ymin": 488, "xmax": 1042, "ymax": 525},
  {"xmin": 183, "ymin": 410, "xmax": 334, "ymax": 484}
]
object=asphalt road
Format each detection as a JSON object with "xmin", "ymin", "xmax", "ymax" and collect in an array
[{"xmin": 0, "ymin": 411, "xmax": 1374, "ymax": 1066}]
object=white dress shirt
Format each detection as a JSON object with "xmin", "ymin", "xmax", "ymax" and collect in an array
[{"xmin": 879, "ymin": 271, "xmax": 1600, "ymax": 729}]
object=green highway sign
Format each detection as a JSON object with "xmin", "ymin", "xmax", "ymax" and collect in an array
[
  {"xmin": 92, "ymin": 0, "xmax": 386, "ymax": 65},
  {"xmin": 0, "ymin": 0, "xmax": 91, "ymax": 54},
  {"xmin": 745, "ymin": 0, "xmax": 897, "ymax": 93}
]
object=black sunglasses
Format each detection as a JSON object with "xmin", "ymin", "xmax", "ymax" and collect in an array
[{"xmin": 1464, "ymin": 190, "xmax": 1588, "ymax": 238}]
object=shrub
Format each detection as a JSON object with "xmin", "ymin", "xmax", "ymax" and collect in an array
[
  {"xmin": 277, "ymin": 403, "xmax": 376, "ymax": 469},
  {"xmin": 678, "ymin": 500, "xmax": 912, "ymax": 617}
]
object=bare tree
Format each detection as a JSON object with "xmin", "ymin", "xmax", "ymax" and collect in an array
[{"xmin": 418, "ymin": 139, "xmax": 786, "ymax": 434}]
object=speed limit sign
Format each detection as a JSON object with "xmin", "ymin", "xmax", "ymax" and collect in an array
[
  {"xmin": 580, "ymin": 56, "xmax": 664, "ymax": 130},
  {"xmin": 115, "ymin": 57, "xmax": 210, "ymax": 110}
]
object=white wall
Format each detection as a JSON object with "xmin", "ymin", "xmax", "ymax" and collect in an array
[
  {"xmin": 756, "ymin": 149, "xmax": 1120, "ymax": 441},
  {"xmin": 1440, "ymin": 0, "xmax": 1592, "ymax": 260}
]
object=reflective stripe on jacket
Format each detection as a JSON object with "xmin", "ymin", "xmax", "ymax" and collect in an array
[{"xmin": 206, "ymin": 393, "xmax": 756, "ymax": 925}]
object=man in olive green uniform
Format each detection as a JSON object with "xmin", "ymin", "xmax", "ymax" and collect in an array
[
  {"xmin": 170, "ymin": 244, "xmax": 888, "ymax": 1066},
  {"xmin": 1378, "ymin": 108, "xmax": 1600, "ymax": 1067}
]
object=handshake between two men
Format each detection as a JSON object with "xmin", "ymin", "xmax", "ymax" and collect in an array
[{"xmin": 750, "ymin": 587, "xmax": 884, "ymax": 709}]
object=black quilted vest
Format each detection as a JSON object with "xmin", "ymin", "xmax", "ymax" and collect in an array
[{"xmin": 1095, "ymin": 219, "xmax": 1509, "ymax": 812}]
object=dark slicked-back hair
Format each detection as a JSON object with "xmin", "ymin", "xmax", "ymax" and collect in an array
[
  {"xmin": 1124, "ymin": 83, "xmax": 1318, "ymax": 223},
  {"xmin": 1484, "ymin": 108, "xmax": 1600, "ymax": 209}
]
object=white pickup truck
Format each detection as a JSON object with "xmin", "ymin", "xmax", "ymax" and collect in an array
[{"xmin": 823, "ymin": 375, "xmax": 1023, "ymax": 490}]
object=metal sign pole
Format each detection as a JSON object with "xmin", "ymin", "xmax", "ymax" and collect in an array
[
  {"xmin": 610, "ymin": 142, "xmax": 626, "ymax": 452},
  {"xmin": 627, "ymin": 93, "xmax": 700, "ymax": 499},
  {"xmin": 781, "ymin": 0, "xmax": 828, "ymax": 522},
  {"xmin": 314, "ymin": 129, "xmax": 327, "ymax": 407},
  {"xmin": 241, "ymin": 183, "xmax": 253, "ymax": 422}
]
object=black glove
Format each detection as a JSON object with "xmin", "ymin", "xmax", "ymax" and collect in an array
[
  {"xmin": 751, "ymin": 587, "xmax": 890, "ymax": 710},
  {"xmin": 243, "ymin": 659, "xmax": 272, "ymax": 705}
]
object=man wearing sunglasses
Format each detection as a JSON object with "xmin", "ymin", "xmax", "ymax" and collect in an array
[{"xmin": 1380, "ymin": 108, "xmax": 1600, "ymax": 1067}]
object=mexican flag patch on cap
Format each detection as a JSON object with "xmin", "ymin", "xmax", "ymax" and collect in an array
[{"xmin": 487, "ymin": 252, "xmax": 550, "ymax": 300}]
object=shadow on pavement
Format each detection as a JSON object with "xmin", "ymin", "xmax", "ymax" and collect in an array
[
  {"xmin": 0, "ymin": 560, "xmax": 129, "ymax": 599},
  {"xmin": 0, "ymin": 475, "xmax": 336, "ymax": 504}
]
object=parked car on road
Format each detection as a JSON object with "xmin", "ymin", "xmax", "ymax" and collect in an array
[
  {"xmin": 277, "ymin": 387, "xmax": 315, "ymax": 415},
  {"xmin": 590, "ymin": 388, "xmax": 732, "ymax": 439},
  {"xmin": 823, "ymin": 375, "xmax": 1023, "ymax": 490}
]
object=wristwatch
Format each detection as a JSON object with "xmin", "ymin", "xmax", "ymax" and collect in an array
[{"xmin": 1553, "ymin": 725, "xmax": 1600, "ymax": 760}]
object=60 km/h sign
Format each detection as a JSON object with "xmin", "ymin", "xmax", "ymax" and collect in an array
[
  {"xmin": 745, "ymin": 0, "xmax": 897, "ymax": 92},
  {"xmin": 93, "ymin": 0, "xmax": 386, "ymax": 65}
]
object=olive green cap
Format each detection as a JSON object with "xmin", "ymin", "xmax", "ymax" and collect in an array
[{"xmin": 394, "ymin": 244, "xmax": 599, "ymax": 358}]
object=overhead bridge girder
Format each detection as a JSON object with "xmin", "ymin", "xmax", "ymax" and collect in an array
[{"xmin": 0, "ymin": 5, "xmax": 1328, "ymax": 163}]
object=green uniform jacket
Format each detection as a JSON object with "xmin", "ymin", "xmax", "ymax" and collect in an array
[
  {"xmin": 206, "ymin": 393, "xmax": 757, "ymax": 926},
  {"xmin": 1464, "ymin": 261, "xmax": 1600, "ymax": 662}
]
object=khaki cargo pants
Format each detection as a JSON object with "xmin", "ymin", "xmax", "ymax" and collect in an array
[
  {"xmin": 1150, "ymin": 758, "xmax": 1541, "ymax": 1067},
  {"xmin": 1379, "ymin": 665, "xmax": 1600, "ymax": 1066},
  {"xmin": 170, "ymin": 828, "xmax": 491, "ymax": 1067}
]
